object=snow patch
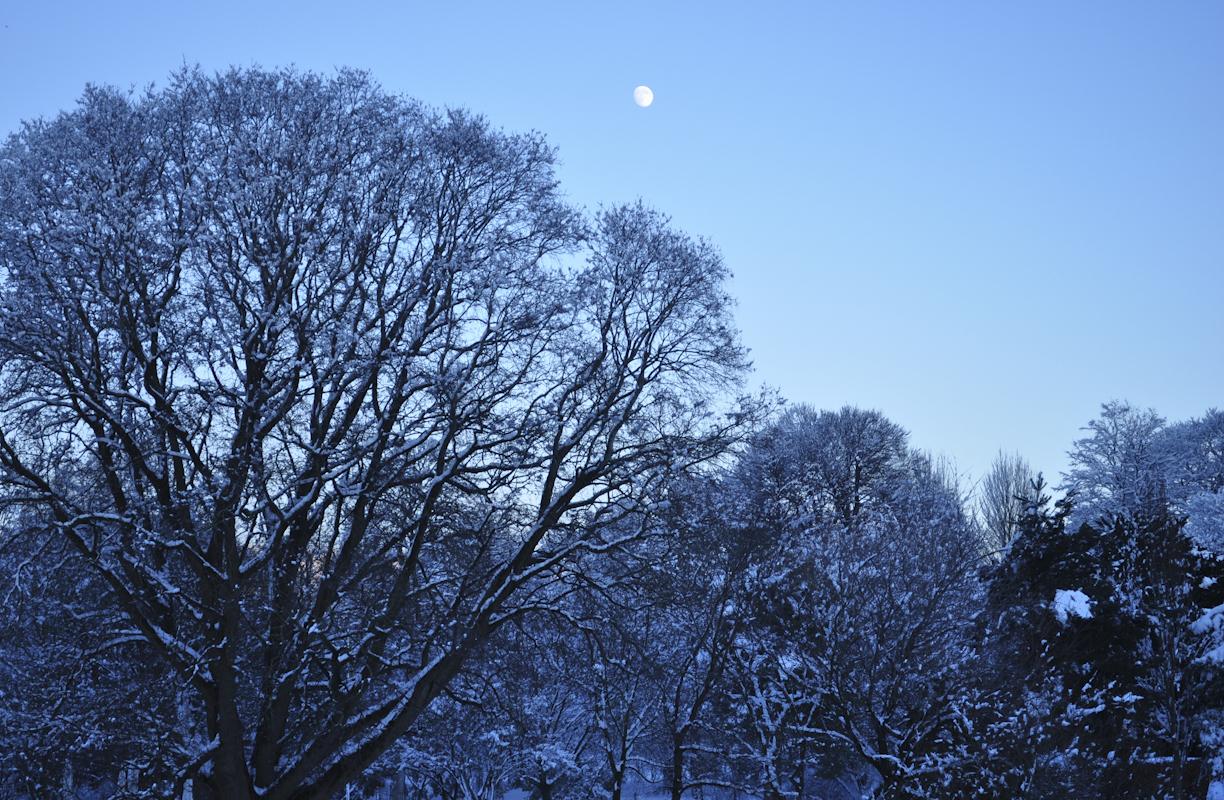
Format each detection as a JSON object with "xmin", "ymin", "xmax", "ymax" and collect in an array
[
  {"xmin": 1052, "ymin": 589, "xmax": 1093, "ymax": 624},
  {"xmin": 1192, "ymin": 604, "xmax": 1224, "ymax": 636},
  {"xmin": 1192, "ymin": 603, "xmax": 1224, "ymax": 664}
]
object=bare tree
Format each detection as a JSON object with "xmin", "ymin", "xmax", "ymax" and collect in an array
[
  {"xmin": 977, "ymin": 450, "xmax": 1034, "ymax": 557},
  {"xmin": 0, "ymin": 68, "xmax": 751, "ymax": 799}
]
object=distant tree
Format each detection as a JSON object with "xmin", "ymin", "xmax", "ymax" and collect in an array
[
  {"xmin": 977, "ymin": 451, "xmax": 1034, "ymax": 557},
  {"xmin": 1162, "ymin": 409, "xmax": 1224, "ymax": 551},
  {"xmin": 1062, "ymin": 401, "xmax": 1168, "ymax": 524},
  {"xmin": 1161, "ymin": 409, "xmax": 1224, "ymax": 497},
  {"xmin": 0, "ymin": 68, "xmax": 751, "ymax": 799},
  {"xmin": 735, "ymin": 405, "xmax": 910, "ymax": 529},
  {"xmin": 0, "ymin": 510, "xmax": 180, "ymax": 796},
  {"xmin": 487, "ymin": 622, "xmax": 599, "ymax": 800},
  {"xmin": 584, "ymin": 614, "xmax": 657, "ymax": 800},
  {"xmin": 727, "ymin": 408, "xmax": 983, "ymax": 798},
  {"xmin": 648, "ymin": 475, "xmax": 756, "ymax": 800}
]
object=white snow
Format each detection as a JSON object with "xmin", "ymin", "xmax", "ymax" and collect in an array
[
  {"xmin": 1052, "ymin": 589, "xmax": 1093, "ymax": 624},
  {"xmin": 1191, "ymin": 603, "xmax": 1224, "ymax": 636},
  {"xmin": 1192, "ymin": 603, "xmax": 1224, "ymax": 664}
]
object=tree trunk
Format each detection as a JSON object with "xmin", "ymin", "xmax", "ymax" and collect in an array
[
  {"xmin": 389, "ymin": 768, "xmax": 406, "ymax": 800},
  {"xmin": 537, "ymin": 772, "xmax": 554, "ymax": 800},
  {"xmin": 795, "ymin": 739, "xmax": 808, "ymax": 799},
  {"xmin": 670, "ymin": 735, "xmax": 685, "ymax": 800}
]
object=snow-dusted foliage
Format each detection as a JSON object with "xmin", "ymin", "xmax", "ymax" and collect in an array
[
  {"xmin": 960, "ymin": 480, "xmax": 1224, "ymax": 798},
  {"xmin": 1062, "ymin": 401, "xmax": 1170, "ymax": 525},
  {"xmin": 1063, "ymin": 402, "xmax": 1224, "ymax": 526},
  {"xmin": 722, "ymin": 407, "xmax": 985, "ymax": 799},
  {"xmin": 0, "ymin": 67, "xmax": 752, "ymax": 799},
  {"xmin": 3, "ymin": 67, "xmax": 1224, "ymax": 800}
]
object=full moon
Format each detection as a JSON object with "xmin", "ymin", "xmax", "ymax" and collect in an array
[{"xmin": 633, "ymin": 85, "xmax": 654, "ymax": 108}]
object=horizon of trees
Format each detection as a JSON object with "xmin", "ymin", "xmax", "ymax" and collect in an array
[{"xmin": 1, "ymin": 68, "xmax": 1222, "ymax": 800}]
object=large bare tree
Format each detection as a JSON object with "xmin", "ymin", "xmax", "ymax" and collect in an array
[{"xmin": 0, "ymin": 68, "xmax": 750, "ymax": 799}]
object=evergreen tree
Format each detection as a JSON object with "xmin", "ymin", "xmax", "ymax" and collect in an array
[{"xmin": 964, "ymin": 478, "xmax": 1224, "ymax": 798}]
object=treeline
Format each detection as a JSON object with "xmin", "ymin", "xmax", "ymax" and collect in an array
[
  {"xmin": 369, "ymin": 402, "xmax": 1224, "ymax": 799},
  {"xmin": 0, "ymin": 67, "xmax": 1221, "ymax": 799}
]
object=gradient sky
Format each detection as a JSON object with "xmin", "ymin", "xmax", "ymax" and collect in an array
[{"xmin": 2, "ymin": 1, "xmax": 1221, "ymax": 485}]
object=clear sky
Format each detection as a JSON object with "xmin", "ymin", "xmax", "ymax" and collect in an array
[{"xmin": 2, "ymin": 1, "xmax": 1221, "ymax": 485}]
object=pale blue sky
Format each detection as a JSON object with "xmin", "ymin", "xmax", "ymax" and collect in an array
[{"xmin": 2, "ymin": 1, "xmax": 1221, "ymax": 484}]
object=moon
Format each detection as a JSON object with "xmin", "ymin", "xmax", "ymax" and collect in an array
[{"xmin": 633, "ymin": 85, "xmax": 654, "ymax": 108}]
